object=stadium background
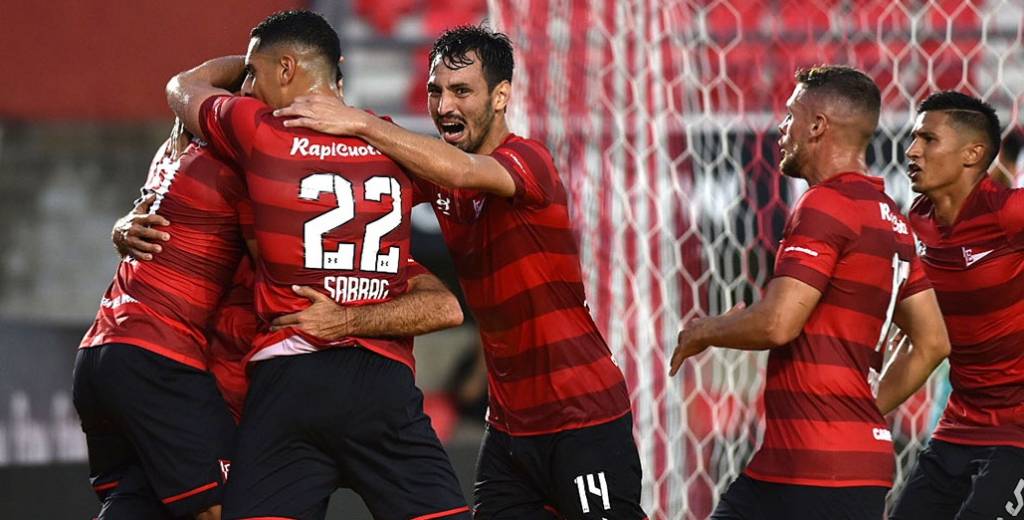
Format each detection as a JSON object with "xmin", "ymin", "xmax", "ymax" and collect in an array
[{"xmin": 0, "ymin": 0, "xmax": 1021, "ymax": 518}]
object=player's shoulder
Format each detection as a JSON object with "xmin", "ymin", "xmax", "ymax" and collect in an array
[{"xmin": 494, "ymin": 134, "xmax": 554, "ymax": 161}]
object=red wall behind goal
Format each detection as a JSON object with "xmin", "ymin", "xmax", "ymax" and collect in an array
[{"xmin": 0, "ymin": 1, "xmax": 304, "ymax": 121}]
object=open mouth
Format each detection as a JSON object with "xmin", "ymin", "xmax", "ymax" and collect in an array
[
  {"xmin": 439, "ymin": 121, "xmax": 466, "ymax": 143},
  {"xmin": 908, "ymin": 163, "xmax": 922, "ymax": 180}
]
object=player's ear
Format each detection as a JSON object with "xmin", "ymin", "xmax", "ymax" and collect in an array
[
  {"xmin": 279, "ymin": 54, "xmax": 297, "ymax": 86},
  {"xmin": 809, "ymin": 113, "xmax": 827, "ymax": 140},
  {"xmin": 961, "ymin": 141, "xmax": 986, "ymax": 169},
  {"xmin": 492, "ymin": 80, "xmax": 511, "ymax": 112}
]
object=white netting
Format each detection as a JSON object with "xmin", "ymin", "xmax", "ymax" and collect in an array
[{"xmin": 488, "ymin": 1, "xmax": 1024, "ymax": 518}]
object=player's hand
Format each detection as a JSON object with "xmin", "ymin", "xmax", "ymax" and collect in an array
[
  {"xmin": 273, "ymin": 93, "xmax": 367, "ymax": 136},
  {"xmin": 669, "ymin": 320, "xmax": 711, "ymax": 376},
  {"xmin": 112, "ymin": 194, "xmax": 171, "ymax": 260},
  {"xmin": 270, "ymin": 285, "xmax": 351, "ymax": 340},
  {"xmin": 668, "ymin": 302, "xmax": 745, "ymax": 376}
]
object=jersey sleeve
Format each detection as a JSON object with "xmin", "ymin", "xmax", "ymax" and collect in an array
[
  {"xmin": 198, "ymin": 95, "xmax": 266, "ymax": 167},
  {"xmin": 491, "ymin": 138, "xmax": 559, "ymax": 209},
  {"xmin": 773, "ymin": 187, "xmax": 858, "ymax": 292},
  {"xmin": 899, "ymin": 250, "xmax": 932, "ymax": 300}
]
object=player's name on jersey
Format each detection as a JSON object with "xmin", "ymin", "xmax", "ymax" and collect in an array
[
  {"xmin": 323, "ymin": 275, "xmax": 389, "ymax": 303},
  {"xmin": 290, "ymin": 137, "xmax": 381, "ymax": 160}
]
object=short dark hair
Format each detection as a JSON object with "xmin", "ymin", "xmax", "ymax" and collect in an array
[
  {"xmin": 430, "ymin": 24, "xmax": 514, "ymax": 90},
  {"xmin": 918, "ymin": 91, "xmax": 1001, "ymax": 165},
  {"xmin": 251, "ymin": 10, "xmax": 341, "ymax": 79},
  {"xmin": 795, "ymin": 65, "xmax": 882, "ymax": 121}
]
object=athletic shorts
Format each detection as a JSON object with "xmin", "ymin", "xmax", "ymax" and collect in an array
[
  {"xmin": 889, "ymin": 438, "xmax": 1024, "ymax": 520},
  {"xmin": 72, "ymin": 343, "xmax": 235, "ymax": 518},
  {"xmin": 221, "ymin": 347, "xmax": 470, "ymax": 520},
  {"xmin": 474, "ymin": 413, "xmax": 646, "ymax": 520},
  {"xmin": 711, "ymin": 473, "xmax": 887, "ymax": 520}
]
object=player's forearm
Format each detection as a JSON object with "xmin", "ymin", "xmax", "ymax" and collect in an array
[
  {"xmin": 876, "ymin": 339, "xmax": 948, "ymax": 415},
  {"xmin": 318, "ymin": 278, "xmax": 463, "ymax": 340},
  {"xmin": 698, "ymin": 303, "xmax": 794, "ymax": 351},
  {"xmin": 357, "ymin": 116, "xmax": 492, "ymax": 191},
  {"xmin": 167, "ymin": 56, "xmax": 245, "ymax": 139}
]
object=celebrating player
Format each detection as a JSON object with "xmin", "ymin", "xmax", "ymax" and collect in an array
[
  {"xmin": 889, "ymin": 92, "xmax": 1024, "ymax": 520},
  {"xmin": 166, "ymin": 10, "xmax": 470, "ymax": 520},
  {"xmin": 273, "ymin": 24, "xmax": 645, "ymax": 519},
  {"xmin": 667, "ymin": 66, "xmax": 950, "ymax": 520},
  {"xmin": 76, "ymin": 120, "xmax": 246, "ymax": 520}
]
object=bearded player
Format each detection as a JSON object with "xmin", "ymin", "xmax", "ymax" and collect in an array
[
  {"xmin": 273, "ymin": 24, "xmax": 644, "ymax": 520},
  {"xmin": 166, "ymin": 10, "xmax": 469, "ymax": 520},
  {"xmin": 668, "ymin": 66, "xmax": 950, "ymax": 520},
  {"xmin": 889, "ymin": 92, "xmax": 1024, "ymax": 520}
]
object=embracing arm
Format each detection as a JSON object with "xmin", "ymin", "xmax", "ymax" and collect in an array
[
  {"xmin": 166, "ymin": 56, "xmax": 245, "ymax": 139},
  {"xmin": 271, "ymin": 273, "xmax": 464, "ymax": 340},
  {"xmin": 875, "ymin": 289, "xmax": 950, "ymax": 415},
  {"xmin": 669, "ymin": 276, "xmax": 822, "ymax": 375},
  {"xmin": 274, "ymin": 95, "xmax": 516, "ymax": 196}
]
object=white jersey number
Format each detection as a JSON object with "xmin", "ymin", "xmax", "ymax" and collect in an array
[
  {"xmin": 300, "ymin": 173, "xmax": 402, "ymax": 274},
  {"xmin": 574, "ymin": 472, "xmax": 611, "ymax": 514},
  {"xmin": 875, "ymin": 253, "xmax": 911, "ymax": 352}
]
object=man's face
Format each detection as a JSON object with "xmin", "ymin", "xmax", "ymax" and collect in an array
[
  {"xmin": 778, "ymin": 84, "xmax": 811, "ymax": 179},
  {"xmin": 241, "ymin": 38, "xmax": 285, "ymax": 109},
  {"xmin": 906, "ymin": 111, "xmax": 968, "ymax": 194},
  {"xmin": 427, "ymin": 52, "xmax": 498, "ymax": 153}
]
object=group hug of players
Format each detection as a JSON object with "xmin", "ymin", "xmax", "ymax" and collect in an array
[{"xmin": 71, "ymin": 9, "xmax": 1023, "ymax": 520}]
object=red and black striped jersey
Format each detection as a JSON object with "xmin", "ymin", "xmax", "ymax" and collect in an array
[
  {"xmin": 199, "ymin": 95, "xmax": 423, "ymax": 371},
  {"xmin": 417, "ymin": 134, "xmax": 631, "ymax": 435},
  {"xmin": 744, "ymin": 172, "xmax": 931, "ymax": 488},
  {"xmin": 909, "ymin": 177, "xmax": 1024, "ymax": 448},
  {"xmin": 80, "ymin": 139, "xmax": 248, "ymax": 369},
  {"xmin": 205, "ymin": 256, "xmax": 432, "ymax": 421},
  {"xmin": 206, "ymin": 256, "xmax": 257, "ymax": 421}
]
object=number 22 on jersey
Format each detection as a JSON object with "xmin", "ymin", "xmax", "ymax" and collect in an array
[{"xmin": 300, "ymin": 173, "xmax": 402, "ymax": 274}]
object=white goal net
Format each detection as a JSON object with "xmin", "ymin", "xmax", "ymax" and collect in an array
[{"xmin": 488, "ymin": 0, "xmax": 1024, "ymax": 517}]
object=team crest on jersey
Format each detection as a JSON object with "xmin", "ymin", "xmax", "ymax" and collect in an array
[{"xmin": 962, "ymin": 247, "xmax": 994, "ymax": 267}]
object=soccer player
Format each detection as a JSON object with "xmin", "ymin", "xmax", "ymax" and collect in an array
[
  {"xmin": 76, "ymin": 121, "xmax": 246, "ymax": 520},
  {"xmin": 889, "ymin": 92, "xmax": 1024, "ymax": 520},
  {"xmin": 274, "ymin": 25, "xmax": 645, "ymax": 519},
  {"xmin": 166, "ymin": 10, "xmax": 470, "ymax": 520},
  {"xmin": 92, "ymin": 120, "xmax": 466, "ymax": 519},
  {"xmin": 667, "ymin": 66, "xmax": 951, "ymax": 520}
]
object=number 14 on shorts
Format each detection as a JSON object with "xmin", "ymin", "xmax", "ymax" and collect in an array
[{"xmin": 574, "ymin": 471, "xmax": 611, "ymax": 514}]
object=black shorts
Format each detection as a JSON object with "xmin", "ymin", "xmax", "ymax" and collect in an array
[
  {"xmin": 221, "ymin": 347, "xmax": 470, "ymax": 520},
  {"xmin": 711, "ymin": 474, "xmax": 887, "ymax": 520},
  {"xmin": 72, "ymin": 343, "xmax": 235, "ymax": 518},
  {"xmin": 474, "ymin": 413, "xmax": 646, "ymax": 520},
  {"xmin": 889, "ymin": 438, "xmax": 1024, "ymax": 520}
]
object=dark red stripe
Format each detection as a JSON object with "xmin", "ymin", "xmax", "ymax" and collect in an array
[
  {"xmin": 763, "ymin": 390, "xmax": 881, "ymax": 422},
  {"xmin": 472, "ymin": 280, "xmax": 587, "ymax": 331},
  {"xmin": 934, "ymin": 268, "xmax": 1024, "ymax": 316},
  {"xmin": 452, "ymin": 223, "xmax": 580, "ymax": 281},
  {"xmin": 773, "ymin": 334, "xmax": 882, "ymax": 369},
  {"xmin": 747, "ymin": 448, "xmax": 893, "ymax": 484},
  {"xmin": 498, "ymin": 379, "xmax": 630, "ymax": 433},
  {"xmin": 488, "ymin": 330, "xmax": 612, "ymax": 382}
]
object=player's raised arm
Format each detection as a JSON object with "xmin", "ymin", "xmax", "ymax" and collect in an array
[
  {"xmin": 166, "ymin": 55, "xmax": 245, "ymax": 140},
  {"xmin": 270, "ymin": 268, "xmax": 463, "ymax": 340},
  {"xmin": 669, "ymin": 276, "xmax": 821, "ymax": 376},
  {"xmin": 275, "ymin": 94, "xmax": 517, "ymax": 196},
  {"xmin": 875, "ymin": 290, "xmax": 950, "ymax": 415}
]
